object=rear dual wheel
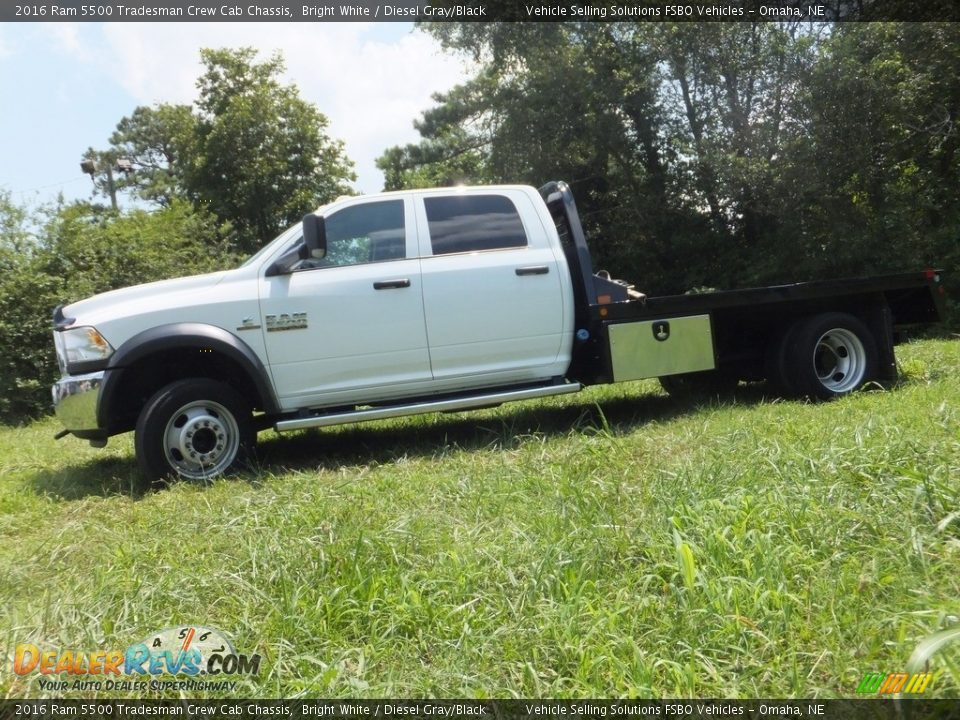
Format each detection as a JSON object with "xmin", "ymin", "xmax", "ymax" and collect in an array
[{"xmin": 770, "ymin": 313, "xmax": 878, "ymax": 400}]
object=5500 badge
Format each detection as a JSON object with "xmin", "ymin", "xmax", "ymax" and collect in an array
[{"xmin": 13, "ymin": 625, "xmax": 262, "ymax": 689}]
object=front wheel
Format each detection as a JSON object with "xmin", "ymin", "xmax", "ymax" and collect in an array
[
  {"xmin": 782, "ymin": 313, "xmax": 878, "ymax": 400},
  {"xmin": 135, "ymin": 379, "xmax": 255, "ymax": 483}
]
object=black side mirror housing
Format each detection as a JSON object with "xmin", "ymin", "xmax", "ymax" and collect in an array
[
  {"xmin": 265, "ymin": 213, "xmax": 327, "ymax": 277},
  {"xmin": 303, "ymin": 213, "xmax": 327, "ymax": 260}
]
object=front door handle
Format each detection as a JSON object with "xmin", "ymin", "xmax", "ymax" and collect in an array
[
  {"xmin": 373, "ymin": 278, "xmax": 411, "ymax": 290},
  {"xmin": 516, "ymin": 266, "xmax": 550, "ymax": 276}
]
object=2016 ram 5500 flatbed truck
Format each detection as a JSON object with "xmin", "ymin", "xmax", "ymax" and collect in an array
[{"xmin": 51, "ymin": 181, "xmax": 946, "ymax": 481}]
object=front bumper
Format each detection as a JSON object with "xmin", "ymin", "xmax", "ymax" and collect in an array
[{"xmin": 52, "ymin": 371, "xmax": 104, "ymax": 433}]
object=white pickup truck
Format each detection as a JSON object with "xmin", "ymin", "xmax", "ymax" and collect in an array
[{"xmin": 52, "ymin": 182, "xmax": 945, "ymax": 482}]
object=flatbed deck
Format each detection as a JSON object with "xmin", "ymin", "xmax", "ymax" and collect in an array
[{"xmin": 595, "ymin": 271, "xmax": 945, "ymax": 327}]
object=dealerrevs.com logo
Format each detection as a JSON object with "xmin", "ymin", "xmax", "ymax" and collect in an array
[{"xmin": 13, "ymin": 625, "xmax": 262, "ymax": 692}]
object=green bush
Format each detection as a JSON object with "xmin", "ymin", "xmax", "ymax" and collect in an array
[{"xmin": 0, "ymin": 200, "xmax": 239, "ymax": 424}]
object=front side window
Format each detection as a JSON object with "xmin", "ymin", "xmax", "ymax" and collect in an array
[
  {"xmin": 424, "ymin": 195, "xmax": 528, "ymax": 256},
  {"xmin": 301, "ymin": 199, "xmax": 406, "ymax": 269}
]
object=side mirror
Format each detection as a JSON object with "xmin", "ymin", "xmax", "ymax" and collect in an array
[
  {"xmin": 302, "ymin": 213, "xmax": 327, "ymax": 259},
  {"xmin": 264, "ymin": 242, "xmax": 308, "ymax": 277}
]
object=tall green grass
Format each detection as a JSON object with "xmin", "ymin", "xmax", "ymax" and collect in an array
[{"xmin": 1, "ymin": 339, "xmax": 957, "ymax": 698}]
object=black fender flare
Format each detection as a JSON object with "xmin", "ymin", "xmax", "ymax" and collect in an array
[{"xmin": 97, "ymin": 323, "xmax": 279, "ymax": 428}]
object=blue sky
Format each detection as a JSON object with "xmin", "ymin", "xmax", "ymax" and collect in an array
[{"xmin": 0, "ymin": 22, "xmax": 470, "ymax": 210}]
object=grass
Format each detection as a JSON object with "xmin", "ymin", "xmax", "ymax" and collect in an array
[{"xmin": 0, "ymin": 338, "xmax": 958, "ymax": 699}]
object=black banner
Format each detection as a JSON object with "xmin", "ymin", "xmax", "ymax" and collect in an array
[
  {"xmin": 3, "ymin": 0, "xmax": 960, "ymax": 23},
  {"xmin": 1, "ymin": 700, "xmax": 959, "ymax": 720}
]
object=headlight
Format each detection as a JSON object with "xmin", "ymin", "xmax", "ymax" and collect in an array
[{"xmin": 57, "ymin": 326, "xmax": 114, "ymax": 370}]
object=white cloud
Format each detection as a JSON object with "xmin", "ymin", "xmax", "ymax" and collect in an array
[
  {"xmin": 52, "ymin": 23, "xmax": 471, "ymax": 193},
  {"xmin": 39, "ymin": 23, "xmax": 90, "ymax": 61}
]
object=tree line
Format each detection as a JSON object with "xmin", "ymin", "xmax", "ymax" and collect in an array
[
  {"xmin": 2, "ymin": 24, "xmax": 958, "ymax": 423},
  {"xmin": 379, "ymin": 23, "xmax": 959, "ymax": 301}
]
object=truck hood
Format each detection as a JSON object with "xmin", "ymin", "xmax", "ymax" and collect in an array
[{"xmin": 64, "ymin": 271, "xmax": 231, "ymax": 328}]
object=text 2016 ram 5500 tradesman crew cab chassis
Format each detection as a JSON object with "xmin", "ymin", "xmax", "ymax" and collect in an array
[{"xmin": 51, "ymin": 182, "xmax": 946, "ymax": 481}]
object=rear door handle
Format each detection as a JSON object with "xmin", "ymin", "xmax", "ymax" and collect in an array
[
  {"xmin": 516, "ymin": 266, "xmax": 549, "ymax": 276},
  {"xmin": 373, "ymin": 278, "xmax": 411, "ymax": 290}
]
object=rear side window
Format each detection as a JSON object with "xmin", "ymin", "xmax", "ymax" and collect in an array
[{"xmin": 424, "ymin": 195, "xmax": 528, "ymax": 256}]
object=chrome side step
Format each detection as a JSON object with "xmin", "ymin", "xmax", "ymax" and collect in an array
[{"xmin": 274, "ymin": 382, "xmax": 582, "ymax": 432}]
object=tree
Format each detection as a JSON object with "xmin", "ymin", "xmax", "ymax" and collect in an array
[
  {"xmin": 778, "ymin": 23, "xmax": 960, "ymax": 284},
  {"xmin": 38, "ymin": 199, "xmax": 237, "ymax": 300},
  {"xmin": 377, "ymin": 127, "xmax": 488, "ymax": 191},
  {"xmin": 106, "ymin": 103, "xmax": 197, "ymax": 206},
  {"xmin": 383, "ymin": 22, "xmax": 960, "ymax": 304},
  {"xmin": 378, "ymin": 23, "xmax": 717, "ymax": 292},
  {"xmin": 655, "ymin": 23, "xmax": 819, "ymax": 285},
  {"xmin": 0, "ymin": 189, "xmax": 30, "ymax": 254},
  {"xmin": 186, "ymin": 48, "xmax": 355, "ymax": 253},
  {"xmin": 95, "ymin": 47, "xmax": 356, "ymax": 254}
]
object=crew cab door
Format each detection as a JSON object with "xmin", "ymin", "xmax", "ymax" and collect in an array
[
  {"xmin": 258, "ymin": 196, "xmax": 431, "ymax": 409},
  {"xmin": 416, "ymin": 189, "xmax": 567, "ymax": 386}
]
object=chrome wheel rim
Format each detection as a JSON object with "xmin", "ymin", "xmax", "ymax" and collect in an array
[
  {"xmin": 162, "ymin": 400, "xmax": 240, "ymax": 480},
  {"xmin": 813, "ymin": 328, "xmax": 866, "ymax": 394}
]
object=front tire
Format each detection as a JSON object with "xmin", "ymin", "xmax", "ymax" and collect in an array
[
  {"xmin": 782, "ymin": 313, "xmax": 878, "ymax": 400},
  {"xmin": 135, "ymin": 379, "xmax": 255, "ymax": 483}
]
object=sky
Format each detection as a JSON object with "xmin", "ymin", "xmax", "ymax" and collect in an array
[{"xmin": 0, "ymin": 22, "xmax": 472, "ymax": 210}]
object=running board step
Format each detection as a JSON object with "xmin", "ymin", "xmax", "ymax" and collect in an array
[{"xmin": 274, "ymin": 383, "xmax": 582, "ymax": 432}]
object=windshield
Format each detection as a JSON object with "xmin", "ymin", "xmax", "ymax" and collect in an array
[
  {"xmin": 238, "ymin": 222, "xmax": 304, "ymax": 269},
  {"xmin": 239, "ymin": 201, "xmax": 338, "ymax": 270}
]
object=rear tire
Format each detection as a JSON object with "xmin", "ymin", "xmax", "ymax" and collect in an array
[
  {"xmin": 764, "ymin": 324, "xmax": 802, "ymax": 397},
  {"xmin": 135, "ymin": 379, "xmax": 255, "ymax": 483},
  {"xmin": 782, "ymin": 313, "xmax": 878, "ymax": 400}
]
